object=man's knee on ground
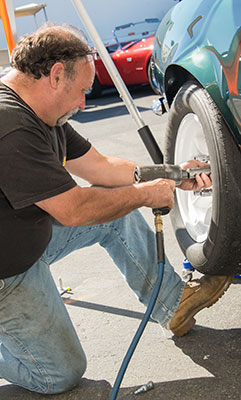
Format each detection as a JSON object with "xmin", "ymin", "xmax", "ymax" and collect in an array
[
  {"xmin": 34, "ymin": 354, "xmax": 87, "ymax": 394},
  {"xmin": 54, "ymin": 362, "xmax": 87, "ymax": 394},
  {"xmin": 51, "ymin": 355, "xmax": 87, "ymax": 394}
]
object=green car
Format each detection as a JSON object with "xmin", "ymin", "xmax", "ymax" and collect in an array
[{"xmin": 152, "ymin": 0, "xmax": 241, "ymax": 275}]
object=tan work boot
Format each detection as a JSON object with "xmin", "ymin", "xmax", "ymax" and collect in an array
[{"xmin": 169, "ymin": 275, "xmax": 233, "ymax": 337}]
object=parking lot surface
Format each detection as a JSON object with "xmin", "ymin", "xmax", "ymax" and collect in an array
[{"xmin": 1, "ymin": 86, "xmax": 241, "ymax": 399}]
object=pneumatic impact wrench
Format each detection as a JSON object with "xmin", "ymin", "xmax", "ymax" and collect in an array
[
  {"xmin": 134, "ymin": 163, "xmax": 211, "ymax": 215},
  {"xmin": 134, "ymin": 163, "xmax": 211, "ymax": 185}
]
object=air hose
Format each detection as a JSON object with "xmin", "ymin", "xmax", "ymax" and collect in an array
[{"xmin": 110, "ymin": 209, "xmax": 166, "ymax": 400}]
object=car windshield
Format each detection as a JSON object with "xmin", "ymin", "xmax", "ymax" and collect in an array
[{"xmin": 113, "ymin": 18, "xmax": 161, "ymax": 48}]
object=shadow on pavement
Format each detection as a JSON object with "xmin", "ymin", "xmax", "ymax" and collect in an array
[
  {"xmin": 1, "ymin": 325, "xmax": 241, "ymax": 399},
  {"xmin": 64, "ymin": 297, "xmax": 158, "ymax": 323},
  {"xmin": 173, "ymin": 325, "xmax": 241, "ymax": 382},
  {"xmin": 0, "ymin": 378, "xmax": 111, "ymax": 399},
  {"xmin": 119, "ymin": 325, "xmax": 241, "ymax": 399}
]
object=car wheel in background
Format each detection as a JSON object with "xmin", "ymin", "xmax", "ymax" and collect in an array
[
  {"xmin": 86, "ymin": 75, "xmax": 103, "ymax": 99},
  {"xmin": 147, "ymin": 57, "xmax": 160, "ymax": 95},
  {"xmin": 165, "ymin": 81, "xmax": 241, "ymax": 275}
]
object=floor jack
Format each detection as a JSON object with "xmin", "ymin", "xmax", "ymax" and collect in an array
[{"xmin": 70, "ymin": 1, "xmax": 211, "ymax": 397}]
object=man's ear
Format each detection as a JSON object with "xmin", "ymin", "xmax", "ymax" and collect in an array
[{"xmin": 49, "ymin": 62, "xmax": 65, "ymax": 89}]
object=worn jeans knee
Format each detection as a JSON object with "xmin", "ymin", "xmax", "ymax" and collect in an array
[
  {"xmin": 45, "ymin": 352, "xmax": 87, "ymax": 394},
  {"xmin": 0, "ymin": 260, "xmax": 86, "ymax": 394}
]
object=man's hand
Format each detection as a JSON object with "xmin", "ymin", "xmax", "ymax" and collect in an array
[
  {"xmin": 140, "ymin": 178, "xmax": 176, "ymax": 210},
  {"xmin": 178, "ymin": 160, "xmax": 212, "ymax": 191}
]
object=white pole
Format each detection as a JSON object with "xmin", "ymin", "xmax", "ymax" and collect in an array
[{"xmin": 71, "ymin": 0, "xmax": 146, "ymax": 130}]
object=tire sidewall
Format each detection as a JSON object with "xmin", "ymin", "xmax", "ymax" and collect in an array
[{"xmin": 165, "ymin": 81, "xmax": 241, "ymax": 274}]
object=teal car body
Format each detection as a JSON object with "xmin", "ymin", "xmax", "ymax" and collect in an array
[
  {"xmin": 153, "ymin": 0, "xmax": 241, "ymax": 144},
  {"xmin": 151, "ymin": 0, "xmax": 241, "ymax": 275}
]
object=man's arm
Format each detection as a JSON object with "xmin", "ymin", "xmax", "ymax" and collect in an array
[
  {"xmin": 65, "ymin": 147, "xmax": 212, "ymax": 190},
  {"xmin": 36, "ymin": 179, "xmax": 176, "ymax": 226},
  {"xmin": 36, "ymin": 148, "xmax": 212, "ymax": 226},
  {"xmin": 37, "ymin": 146, "xmax": 176, "ymax": 226},
  {"xmin": 65, "ymin": 146, "xmax": 137, "ymax": 187}
]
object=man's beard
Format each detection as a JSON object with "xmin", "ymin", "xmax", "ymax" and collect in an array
[{"xmin": 56, "ymin": 107, "xmax": 80, "ymax": 126}]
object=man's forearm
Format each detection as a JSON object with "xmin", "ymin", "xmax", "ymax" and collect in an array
[
  {"xmin": 92, "ymin": 156, "xmax": 137, "ymax": 188},
  {"xmin": 37, "ymin": 183, "xmax": 148, "ymax": 227},
  {"xmin": 66, "ymin": 148, "xmax": 138, "ymax": 188},
  {"xmin": 36, "ymin": 174, "xmax": 177, "ymax": 226},
  {"xmin": 73, "ymin": 185, "xmax": 144, "ymax": 225}
]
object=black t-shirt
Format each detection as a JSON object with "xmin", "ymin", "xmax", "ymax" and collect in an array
[{"xmin": 0, "ymin": 82, "xmax": 91, "ymax": 278}]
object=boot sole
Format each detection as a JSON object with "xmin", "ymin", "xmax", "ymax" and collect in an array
[{"xmin": 171, "ymin": 277, "xmax": 233, "ymax": 337}]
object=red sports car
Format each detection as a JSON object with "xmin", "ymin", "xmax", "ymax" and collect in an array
[{"xmin": 87, "ymin": 19, "xmax": 161, "ymax": 98}]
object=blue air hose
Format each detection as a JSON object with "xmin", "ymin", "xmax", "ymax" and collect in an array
[
  {"xmin": 110, "ymin": 211, "xmax": 166, "ymax": 399},
  {"xmin": 109, "ymin": 260, "xmax": 164, "ymax": 400}
]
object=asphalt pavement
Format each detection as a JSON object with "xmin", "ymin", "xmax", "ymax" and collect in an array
[{"xmin": 1, "ymin": 85, "xmax": 241, "ymax": 400}]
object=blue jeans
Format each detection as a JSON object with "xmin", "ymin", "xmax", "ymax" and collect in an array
[{"xmin": 0, "ymin": 210, "xmax": 185, "ymax": 394}]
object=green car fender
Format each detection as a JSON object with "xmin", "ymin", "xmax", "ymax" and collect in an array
[
  {"xmin": 163, "ymin": 41, "xmax": 241, "ymax": 144},
  {"xmin": 153, "ymin": 0, "xmax": 241, "ymax": 144}
]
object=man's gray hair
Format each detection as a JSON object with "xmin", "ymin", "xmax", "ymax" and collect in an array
[{"xmin": 11, "ymin": 22, "xmax": 94, "ymax": 79}]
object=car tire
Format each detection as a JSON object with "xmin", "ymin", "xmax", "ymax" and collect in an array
[
  {"xmin": 86, "ymin": 75, "xmax": 102, "ymax": 99},
  {"xmin": 147, "ymin": 57, "xmax": 160, "ymax": 95},
  {"xmin": 165, "ymin": 80, "xmax": 241, "ymax": 275}
]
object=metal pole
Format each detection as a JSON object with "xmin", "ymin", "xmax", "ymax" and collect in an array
[{"xmin": 71, "ymin": 0, "xmax": 146, "ymax": 130}]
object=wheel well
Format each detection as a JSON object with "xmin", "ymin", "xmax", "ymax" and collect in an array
[
  {"xmin": 164, "ymin": 65, "xmax": 199, "ymax": 106},
  {"xmin": 164, "ymin": 65, "xmax": 241, "ymax": 147}
]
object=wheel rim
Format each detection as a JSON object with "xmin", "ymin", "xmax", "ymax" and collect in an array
[{"xmin": 174, "ymin": 113, "xmax": 212, "ymax": 242}]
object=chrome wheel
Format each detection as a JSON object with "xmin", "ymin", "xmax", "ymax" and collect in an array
[{"xmin": 174, "ymin": 113, "xmax": 212, "ymax": 242}]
